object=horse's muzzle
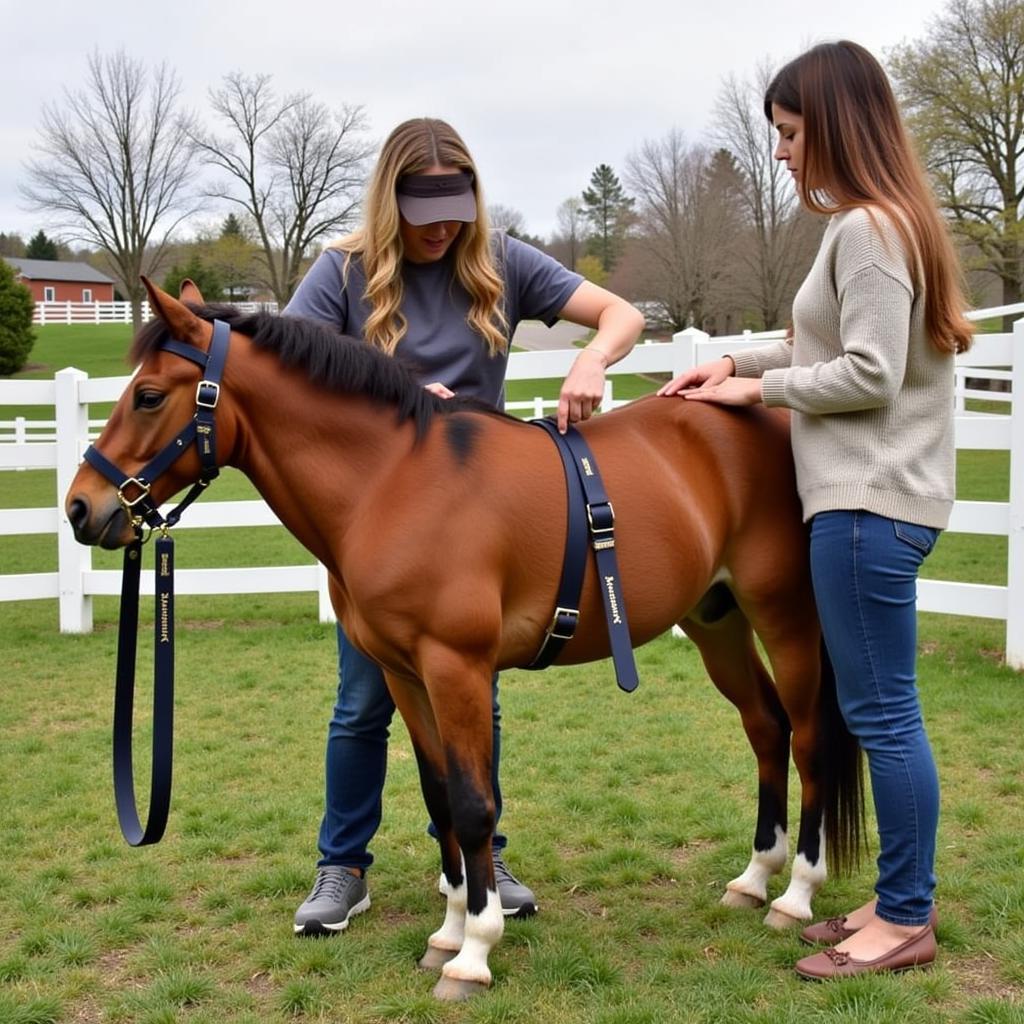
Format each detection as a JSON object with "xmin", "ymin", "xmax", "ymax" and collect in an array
[{"xmin": 66, "ymin": 494, "xmax": 132, "ymax": 549}]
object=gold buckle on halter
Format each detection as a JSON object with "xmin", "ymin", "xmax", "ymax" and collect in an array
[{"xmin": 117, "ymin": 476, "xmax": 152, "ymax": 509}]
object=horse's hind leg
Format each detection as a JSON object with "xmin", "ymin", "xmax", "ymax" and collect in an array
[
  {"xmin": 681, "ymin": 595, "xmax": 792, "ymax": 912},
  {"xmin": 755, "ymin": 633, "xmax": 830, "ymax": 929}
]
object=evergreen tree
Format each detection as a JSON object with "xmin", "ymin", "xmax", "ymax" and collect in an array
[
  {"xmin": 220, "ymin": 213, "xmax": 246, "ymax": 239},
  {"xmin": 163, "ymin": 253, "xmax": 224, "ymax": 303},
  {"xmin": 25, "ymin": 230, "xmax": 59, "ymax": 260},
  {"xmin": 581, "ymin": 164, "xmax": 635, "ymax": 273},
  {"xmin": 0, "ymin": 259, "xmax": 36, "ymax": 375}
]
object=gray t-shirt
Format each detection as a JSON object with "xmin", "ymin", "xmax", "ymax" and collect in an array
[{"xmin": 283, "ymin": 233, "xmax": 584, "ymax": 408}]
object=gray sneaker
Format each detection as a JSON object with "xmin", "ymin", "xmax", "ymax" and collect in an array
[
  {"xmin": 493, "ymin": 852, "xmax": 538, "ymax": 918},
  {"xmin": 294, "ymin": 867, "xmax": 370, "ymax": 936},
  {"xmin": 438, "ymin": 851, "xmax": 538, "ymax": 919}
]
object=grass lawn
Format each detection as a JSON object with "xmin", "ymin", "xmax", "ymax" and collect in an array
[{"xmin": 1, "ymin": 325, "xmax": 1022, "ymax": 1023}]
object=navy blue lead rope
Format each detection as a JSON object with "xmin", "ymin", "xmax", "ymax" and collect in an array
[
  {"xmin": 527, "ymin": 418, "xmax": 639, "ymax": 693},
  {"xmin": 83, "ymin": 320, "xmax": 230, "ymax": 846}
]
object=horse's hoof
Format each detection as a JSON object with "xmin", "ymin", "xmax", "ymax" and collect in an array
[
  {"xmin": 418, "ymin": 946, "xmax": 458, "ymax": 971},
  {"xmin": 432, "ymin": 975, "xmax": 489, "ymax": 1001},
  {"xmin": 763, "ymin": 907, "xmax": 804, "ymax": 930},
  {"xmin": 721, "ymin": 889, "xmax": 765, "ymax": 910}
]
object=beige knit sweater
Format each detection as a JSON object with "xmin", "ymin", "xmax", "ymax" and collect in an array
[{"xmin": 730, "ymin": 206, "xmax": 956, "ymax": 529}]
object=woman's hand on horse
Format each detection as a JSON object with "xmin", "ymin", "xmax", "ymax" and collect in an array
[
  {"xmin": 657, "ymin": 357, "xmax": 736, "ymax": 397},
  {"xmin": 424, "ymin": 381, "xmax": 456, "ymax": 399},
  {"xmin": 557, "ymin": 349, "xmax": 608, "ymax": 433},
  {"xmin": 681, "ymin": 376, "xmax": 763, "ymax": 407}
]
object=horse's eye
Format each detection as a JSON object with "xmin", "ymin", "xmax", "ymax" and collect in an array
[{"xmin": 134, "ymin": 390, "xmax": 165, "ymax": 411}]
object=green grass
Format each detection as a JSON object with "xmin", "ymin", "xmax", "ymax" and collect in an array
[
  {"xmin": 1, "ymin": 597, "xmax": 1021, "ymax": 1023},
  {"xmin": 2, "ymin": 325, "xmax": 1022, "ymax": 1022},
  {"xmin": 17, "ymin": 323, "xmax": 135, "ymax": 381}
]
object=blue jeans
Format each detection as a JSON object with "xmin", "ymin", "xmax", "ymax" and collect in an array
[
  {"xmin": 810, "ymin": 510, "xmax": 940, "ymax": 926},
  {"xmin": 317, "ymin": 624, "xmax": 506, "ymax": 871}
]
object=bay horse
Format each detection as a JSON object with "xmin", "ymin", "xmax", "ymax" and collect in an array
[{"xmin": 65, "ymin": 279, "xmax": 862, "ymax": 1001}]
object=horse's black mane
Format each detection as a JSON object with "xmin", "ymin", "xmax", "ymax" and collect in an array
[{"xmin": 132, "ymin": 304, "xmax": 506, "ymax": 440}]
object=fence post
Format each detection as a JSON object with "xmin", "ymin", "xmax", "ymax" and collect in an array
[
  {"xmin": 55, "ymin": 368, "xmax": 93, "ymax": 633},
  {"xmin": 1006, "ymin": 319, "xmax": 1024, "ymax": 669},
  {"xmin": 317, "ymin": 562, "xmax": 335, "ymax": 623},
  {"xmin": 15, "ymin": 417, "xmax": 26, "ymax": 470},
  {"xmin": 670, "ymin": 329, "xmax": 694, "ymax": 377}
]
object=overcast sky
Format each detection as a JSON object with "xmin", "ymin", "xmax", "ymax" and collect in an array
[{"xmin": 2, "ymin": 0, "xmax": 948, "ymax": 245}]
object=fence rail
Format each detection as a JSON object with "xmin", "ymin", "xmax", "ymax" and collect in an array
[
  {"xmin": 3, "ymin": 319, "xmax": 1023, "ymax": 668},
  {"xmin": 33, "ymin": 300, "xmax": 279, "ymax": 325}
]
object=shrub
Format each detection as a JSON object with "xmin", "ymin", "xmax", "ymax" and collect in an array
[{"xmin": 0, "ymin": 259, "xmax": 35, "ymax": 375}]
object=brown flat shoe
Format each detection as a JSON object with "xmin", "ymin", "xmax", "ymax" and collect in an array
[
  {"xmin": 800, "ymin": 906, "xmax": 938, "ymax": 946},
  {"xmin": 795, "ymin": 925, "xmax": 936, "ymax": 980},
  {"xmin": 800, "ymin": 914, "xmax": 859, "ymax": 945}
]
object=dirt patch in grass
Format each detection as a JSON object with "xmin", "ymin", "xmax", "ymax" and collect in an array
[
  {"xmin": 246, "ymin": 969, "xmax": 275, "ymax": 998},
  {"xmin": 669, "ymin": 840, "xmax": 713, "ymax": 871},
  {"xmin": 70, "ymin": 998, "xmax": 103, "ymax": 1023},
  {"xmin": 94, "ymin": 947, "xmax": 131, "ymax": 983},
  {"xmin": 952, "ymin": 952, "xmax": 1023, "ymax": 1004}
]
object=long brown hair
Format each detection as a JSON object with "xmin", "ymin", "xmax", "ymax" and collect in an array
[
  {"xmin": 765, "ymin": 41, "xmax": 972, "ymax": 354},
  {"xmin": 331, "ymin": 118, "xmax": 507, "ymax": 356}
]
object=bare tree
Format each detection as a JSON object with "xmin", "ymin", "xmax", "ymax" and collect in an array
[
  {"xmin": 21, "ymin": 51, "xmax": 199, "ymax": 331},
  {"xmin": 889, "ymin": 0, "xmax": 1024, "ymax": 326},
  {"xmin": 488, "ymin": 203, "xmax": 527, "ymax": 236},
  {"xmin": 713, "ymin": 67, "xmax": 821, "ymax": 329},
  {"xmin": 625, "ymin": 129, "xmax": 744, "ymax": 331},
  {"xmin": 195, "ymin": 72, "xmax": 373, "ymax": 304},
  {"xmin": 553, "ymin": 197, "xmax": 585, "ymax": 271}
]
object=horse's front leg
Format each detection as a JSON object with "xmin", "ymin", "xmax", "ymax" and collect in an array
[
  {"xmin": 431, "ymin": 656, "xmax": 504, "ymax": 1002},
  {"xmin": 384, "ymin": 673, "xmax": 469, "ymax": 972},
  {"xmin": 386, "ymin": 662, "xmax": 503, "ymax": 1001}
]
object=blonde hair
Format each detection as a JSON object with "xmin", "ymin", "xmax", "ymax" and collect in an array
[
  {"xmin": 765, "ymin": 41, "xmax": 972, "ymax": 354},
  {"xmin": 330, "ymin": 118, "xmax": 507, "ymax": 356}
]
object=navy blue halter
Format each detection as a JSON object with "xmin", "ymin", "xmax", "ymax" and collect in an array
[{"xmin": 82, "ymin": 319, "xmax": 230, "ymax": 846}]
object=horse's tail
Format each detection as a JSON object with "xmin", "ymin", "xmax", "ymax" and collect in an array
[{"xmin": 819, "ymin": 638, "xmax": 866, "ymax": 875}]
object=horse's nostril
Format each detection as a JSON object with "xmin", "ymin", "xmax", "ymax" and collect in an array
[{"xmin": 68, "ymin": 497, "xmax": 89, "ymax": 530}]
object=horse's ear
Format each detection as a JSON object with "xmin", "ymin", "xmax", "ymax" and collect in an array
[
  {"xmin": 179, "ymin": 277, "xmax": 205, "ymax": 306},
  {"xmin": 142, "ymin": 276, "xmax": 212, "ymax": 347}
]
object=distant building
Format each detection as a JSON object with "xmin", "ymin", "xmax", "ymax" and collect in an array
[{"xmin": 3, "ymin": 257, "xmax": 116, "ymax": 303}]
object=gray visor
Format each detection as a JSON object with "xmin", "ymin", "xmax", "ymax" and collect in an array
[{"xmin": 396, "ymin": 172, "xmax": 477, "ymax": 225}]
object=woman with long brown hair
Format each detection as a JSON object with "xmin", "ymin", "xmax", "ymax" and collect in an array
[
  {"xmin": 284, "ymin": 117, "xmax": 643, "ymax": 936},
  {"xmin": 659, "ymin": 41, "xmax": 970, "ymax": 978}
]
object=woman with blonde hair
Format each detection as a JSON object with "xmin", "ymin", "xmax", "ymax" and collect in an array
[
  {"xmin": 285, "ymin": 117, "xmax": 644, "ymax": 935},
  {"xmin": 659, "ymin": 41, "xmax": 971, "ymax": 978}
]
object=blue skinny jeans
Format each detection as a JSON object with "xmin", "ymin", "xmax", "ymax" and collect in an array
[
  {"xmin": 317, "ymin": 624, "xmax": 506, "ymax": 871},
  {"xmin": 810, "ymin": 510, "xmax": 940, "ymax": 926}
]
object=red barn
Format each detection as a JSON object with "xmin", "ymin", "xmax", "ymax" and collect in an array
[{"xmin": 4, "ymin": 257, "xmax": 116, "ymax": 303}]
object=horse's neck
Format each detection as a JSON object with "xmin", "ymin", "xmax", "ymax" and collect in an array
[{"xmin": 225, "ymin": 355, "xmax": 410, "ymax": 574}]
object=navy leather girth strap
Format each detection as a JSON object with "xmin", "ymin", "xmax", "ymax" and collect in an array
[
  {"xmin": 526, "ymin": 418, "xmax": 639, "ymax": 693},
  {"xmin": 81, "ymin": 319, "xmax": 230, "ymax": 846}
]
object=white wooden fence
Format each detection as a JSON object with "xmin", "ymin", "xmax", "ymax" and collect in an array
[
  {"xmin": 2, "ymin": 321, "xmax": 1022, "ymax": 668},
  {"xmin": 33, "ymin": 300, "xmax": 278, "ymax": 325}
]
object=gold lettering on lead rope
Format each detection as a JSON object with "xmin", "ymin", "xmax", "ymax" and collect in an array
[
  {"xmin": 604, "ymin": 575, "xmax": 622, "ymax": 624},
  {"xmin": 159, "ymin": 552, "xmax": 170, "ymax": 577},
  {"xmin": 159, "ymin": 592, "xmax": 171, "ymax": 643}
]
